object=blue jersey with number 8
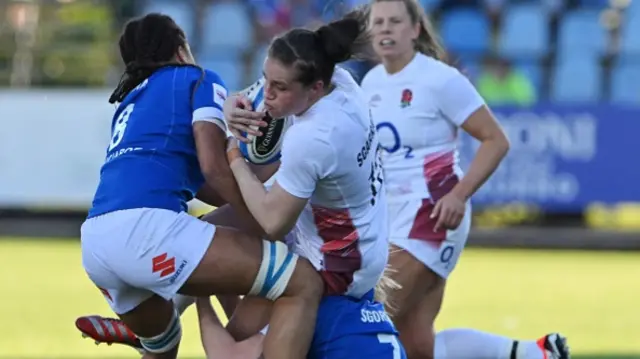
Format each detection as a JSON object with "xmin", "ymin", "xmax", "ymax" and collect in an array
[{"xmin": 88, "ymin": 66, "xmax": 227, "ymax": 218}]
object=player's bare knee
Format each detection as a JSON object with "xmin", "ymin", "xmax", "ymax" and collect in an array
[{"xmin": 138, "ymin": 309, "xmax": 182, "ymax": 354}]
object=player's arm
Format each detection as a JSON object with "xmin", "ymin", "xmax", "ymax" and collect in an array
[
  {"xmin": 248, "ymin": 162, "xmax": 280, "ymax": 183},
  {"xmin": 196, "ymin": 162, "xmax": 279, "ymax": 207},
  {"xmin": 227, "ymin": 135, "xmax": 332, "ymax": 240},
  {"xmin": 191, "ymin": 71, "xmax": 263, "ymax": 235},
  {"xmin": 439, "ymin": 71, "xmax": 510, "ymax": 200},
  {"xmin": 195, "ymin": 183, "xmax": 227, "ymax": 207},
  {"xmin": 196, "ymin": 297, "xmax": 264, "ymax": 359}
]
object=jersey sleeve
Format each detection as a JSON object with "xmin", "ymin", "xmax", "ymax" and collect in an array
[
  {"xmin": 275, "ymin": 129, "xmax": 335, "ymax": 199},
  {"xmin": 192, "ymin": 69, "xmax": 228, "ymax": 133},
  {"xmin": 437, "ymin": 71, "xmax": 486, "ymax": 126}
]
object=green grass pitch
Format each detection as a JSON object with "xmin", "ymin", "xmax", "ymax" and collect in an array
[{"xmin": 1, "ymin": 238, "xmax": 638, "ymax": 358}]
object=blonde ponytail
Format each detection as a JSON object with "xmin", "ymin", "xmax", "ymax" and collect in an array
[{"xmin": 374, "ymin": 263, "xmax": 402, "ymax": 311}]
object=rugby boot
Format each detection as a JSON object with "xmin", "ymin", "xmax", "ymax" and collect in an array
[{"xmin": 75, "ymin": 315, "xmax": 144, "ymax": 354}]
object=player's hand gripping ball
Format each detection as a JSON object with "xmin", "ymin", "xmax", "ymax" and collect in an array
[{"xmin": 234, "ymin": 79, "xmax": 291, "ymax": 165}]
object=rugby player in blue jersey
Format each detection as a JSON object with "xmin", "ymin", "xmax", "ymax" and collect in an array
[{"xmin": 77, "ymin": 13, "xmax": 325, "ymax": 359}]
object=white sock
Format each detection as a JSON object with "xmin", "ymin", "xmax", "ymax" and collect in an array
[
  {"xmin": 173, "ymin": 294, "xmax": 195, "ymax": 315},
  {"xmin": 434, "ymin": 329, "xmax": 543, "ymax": 359},
  {"xmin": 516, "ymin": 340, "xmax": 546, "ymax": 359}
]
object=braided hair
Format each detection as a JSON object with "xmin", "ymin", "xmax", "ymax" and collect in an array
[{"xmin": 109, "ymin": 13, "xmax": 197, "ymax": 104}]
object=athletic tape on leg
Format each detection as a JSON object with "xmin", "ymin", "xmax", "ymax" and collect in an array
[
  {"xmin": 249, "ymin": 240, "xmax": 299, "ymax": 301},
  {"xmin": 139, "ymin": 309, "xmax": 182, "ymax": 353}
]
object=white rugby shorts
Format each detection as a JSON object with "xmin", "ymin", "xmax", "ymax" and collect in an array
[
  {"xmin": 388, "ymin": 199, "xmax": 471, "ymax": 278},
  {"xmin": 80, "ymin": 208, "xmax": 215, "ymax": 314}
]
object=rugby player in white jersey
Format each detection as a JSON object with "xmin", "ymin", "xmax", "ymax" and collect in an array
[
  {"xmin": 207, "ymin": 15, "xmax": 406, "ymax": 358},
  {"xmin": 359, "ymin": 1, "xmax": 570, "ymax": 359}
]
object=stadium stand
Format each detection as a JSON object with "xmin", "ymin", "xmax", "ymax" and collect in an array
[{"xmin": 137, "ymin": 0, "xmax": 640, "ymax": 103}]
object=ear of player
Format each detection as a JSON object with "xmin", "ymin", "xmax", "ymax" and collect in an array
[{"xmin": 238, "ymin": 78, "xmax": 291, "ymax": 165}]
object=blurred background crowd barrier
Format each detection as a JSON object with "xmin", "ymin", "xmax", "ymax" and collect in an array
[{"xmin": 1, "ymin": 0, "xmax": 639, "ymax": 245}]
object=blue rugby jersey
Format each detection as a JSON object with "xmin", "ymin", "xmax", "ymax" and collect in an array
[
  {"xmin": 310, "ymin": 290, "xmax": 407, "ymax": 359},
  {"xmin": 88, "ymin": 66, "xmax": 227, "ymax": 218}
]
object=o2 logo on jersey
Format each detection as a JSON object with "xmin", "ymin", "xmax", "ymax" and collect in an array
[
  {"xmin": 376, "ymin": 122, "xmax": 414, "ymax": 159},
  {"xmin": 439, "ymin": 244, "xmax": 456, "ymax": 270},
  {"xmin": 108, "ymin": 103, "xmax": 135, "ymax": 152}
]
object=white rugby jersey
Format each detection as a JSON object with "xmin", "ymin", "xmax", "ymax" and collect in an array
[
  {"xmin": 361, "ymin": 53, "xmax": 485, "ymax": 203},
  {"xmin": 275, "ymin": 68, "xmax": 388, "ymax": 298}
]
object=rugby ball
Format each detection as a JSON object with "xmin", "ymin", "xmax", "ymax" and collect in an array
[{"xmin": 238, "ymin": 79, "xmax": 291, "ymax": 165}]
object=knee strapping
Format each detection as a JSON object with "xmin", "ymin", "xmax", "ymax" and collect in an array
[
  {"xmin": 139, "ymin": 309, "xmax": 182, "ymax": 354},
  {"xmin": 249, "ymin": 240, "xmax": 299, "ymax": 301}
]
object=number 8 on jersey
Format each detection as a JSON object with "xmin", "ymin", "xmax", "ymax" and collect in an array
[{"xmin": 109, "ymin": 103, "xmax": 135, "ymax": 152}]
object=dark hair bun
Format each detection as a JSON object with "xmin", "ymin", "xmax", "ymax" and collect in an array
[{"xmin": 315, "ymin": 18, "xmax": 361, "ymax": 64}]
